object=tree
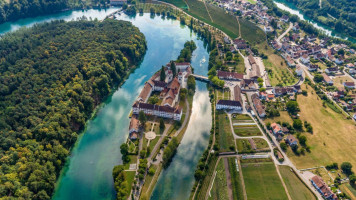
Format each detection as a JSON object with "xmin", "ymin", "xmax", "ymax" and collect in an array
[
  {"xmin": 293, "ymin": 119, "xmax": 303, "ymax": 130},
  {"xmin": 314, "ymin": 74, "xmax": 324, "ymax": 83},
  {"xmin": 160, "ymin": 66, "xmax": 166, "ymax": 81},
  {"xmin": 148, "ymin": 95, "xmax": 159, "ymax": 104},
  {"xmin": 341, "ymin": 162, "xmax": 353, "ymax": 176},
  {"xmin": 286, "ymin": 101, "xmax": 299, "ymax": 114},
  {"xmin": 138, "ymin": 111, "xmax": 147, "ymax": 126},
  {"xmin": 159, "ymin": 118, "xmax": 165, "ymax": 131},
  {"xmin": 350, "ymin": 175, "xmax": 356, "ymax": 187},
  {"xmin": 170, "ymin": 61, "xmax": 176, "ymax": 77},
  {"xmin": 298, "ymin": 135, "xmax": 307, "ymax": 146},
  {"xmin": 280, "ymin": 142, "xmax": 287, "ymax": 151},
  {"xmin": 187, "ymin": 75, "xmax": 196, "ymax": 92}
]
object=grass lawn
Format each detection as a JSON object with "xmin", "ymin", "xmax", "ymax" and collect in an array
[
  {"xmin": 234, "ymin": 53, "xmax": 245, "ymax": 73},
  {"xmin": 217, "ymin": 111, "xmax": 236, "ymax": 152},
  {"xmin": 332, "ymin": 76, "xmax": 354, "ymax": 89},
  {"xmin": 140, "ymin": 164, "xmax": 162, "ymax": 198},
  {"xmin": 148, "ymin": 137, "xmax": 160, "ymax": 151},
  {"xmin": 227, "ymin": 158, "xmax": 244, "ymax": 200},
  {"xmin": 246, "ymin": 0, "xmax": 256, "ymax": 4},
  {"xmin": 241, "ymin": 162, "xmax": 288, "ymax": 200},
  {"xmin": 231, "ymin": 113, "xmax": 253, "ymax": 121},
  {"xmin": 124, "ymin": 155, "xmax": 138, "ymax": 170},
  {"xmin": 123, "ymin": 170, "xmax": 136, "ymax": 189},
  {"xmin": 286, "ymin": 84, "xmax": 356, "ymax": 168},
  {"xmin": 253, "ymin": 138, "xmax": 269, "ymax": 149},
  {"xmin": 309, "ymin": 168, "xmax": 333, "ymax": 185},
  {"xmin": 264, "ymin": 111, "xmax": 294, "ymax": 125},
  {"xmin": 234, "ymin": 126, "xmax": 262, "ymax": 137},
  {"xmin": 279, "ymin": 166, "xmax": 316, "ymax": 200},
  {"xmin": 208, "ymin": 159, "xmax": 229, "ymax": 200}
]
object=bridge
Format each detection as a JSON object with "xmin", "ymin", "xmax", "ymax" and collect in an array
[{"xmin": 191, "ymin": 74, "xmax": 210, "ymax": 82}]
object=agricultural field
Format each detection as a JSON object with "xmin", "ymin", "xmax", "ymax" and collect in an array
[
  {"xmin": 286, "ymin": 84, "xmax": 356, "ymax": 168},
  {"xmin": 231, "ymin": 114, "xmax": 262, "ymax": 137},
  {"xmin": 340, "ymin": 184, "xmax": 356, "ymax": 200},
  {"xmin": 185, "ymin": 0, "xmax": 212, "ymax": 24},
  {"xmin": 241, "ymin": 161, "xmax": 288, "ymax": 200},
  {"xmin": 279, "ymin": 166, "xmax": 316, "ymax": 200},
  {"xmin": 194, "ymin": 157, "xmax": 219, "ymax": 200},
  {"xmin": 208, "ymin": 159, "xmax": 229, "ymax": 200},
  {"xmin": 239, "ymin": 18, "xmax": 265, "ymax": 44},
  {"xmin": 217, "ymin": 111, "xmax": 236, "ymax": 152},
  {"xmin": 227, "ymin": 158, "xmax": 244, "ymax": 200},
  {"xmin": 159, "ymin": 0, "xmax": 188, "ymax": 8},
  {"xmin": 236, "ymin": 138, "xmax": 269, "ymax": 153},
  {"xmin": 253, "ymin": 138, "xmax": 269, "ymax": 149}
]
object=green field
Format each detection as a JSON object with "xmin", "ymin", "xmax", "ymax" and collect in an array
[
  {"xmin": 253, "ymin": 138, "xmax": 269, "ymax": 149},
  {"xmin": 227, "ymin": 158, "xmax": 244, "ymax": 200},
  {"xmin": 208, "ymin": 159, "xmax": 229, "ymax": 200},
  {"xmin": 195, "ymin": 156, "xmax": 218, "ymax": 200},
  {"xmin": 241, "ymin": 162, "xmax": 288, "ymax": 200},
  {"xmin": 123, "ymin": 170, "xmax": 136, "ymax": 190},
  {"xmin": 278, "ymin": 166, "xmax": 316, "ymax": 200},
  {"xmin": 239, "ymin": 18, "xmax": 265, "ymax": 44},
  {"xmin": 234, "ymin": 126, "xmax": 262, "ymax": 137},
  {"xmin": 217, "ymin": 111, "xmax": 236, "ymax": 152},
  {"xmin": 236, "ymin": 139, "xmax": 252, "ymax": 153},
  {"xmin": 160, "ymin": 0, "xmax": 188, "ymax": 8}
]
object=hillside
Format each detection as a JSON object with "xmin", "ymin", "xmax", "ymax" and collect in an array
[
  {"xmin": 284, "ymin": 0, "xmax": 356, "ymax": 39},
  {"xmin": 0, "ymin": 19, "xmax": 146, "ymax": 199}
]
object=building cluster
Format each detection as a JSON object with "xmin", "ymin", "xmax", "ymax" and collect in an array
[
  {"xmin": 128, "ymin": 62, "xmax": 192, "ymax": 139},
  {"xmin": 270, "ymin": 123, "xmax": 297, "ymax": 144},
  {"xmin": 216, "ymin": 85, "xmax": 243, "ymax": 111},
  {"xmin": 251, "ymin": 93, "xmax": 265, "ymax": 118},
  {"xmin": 311, "ymin": 176, "xmax": 338, "ymax": 200}
]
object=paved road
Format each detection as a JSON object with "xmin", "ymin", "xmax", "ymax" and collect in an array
[{"xmin": 277, "ymin": 22, "xmax": 293, "ymax": 42}]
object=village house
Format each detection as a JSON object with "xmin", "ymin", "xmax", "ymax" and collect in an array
[
  {"xmin": 248, "ymin": 55, "xmax": 261, "ymax": 79},
  {"xmin": 293, "ymin": 23, "xmax": 300, "ymax": 32},
  {"xmin": 234, "ymin": 39, "xmax": 248, "ymax": 49},
  {"xmin": 240, "ymin": 79, "xmax": 256, "ymax": 89},
  {"xmin": 129, "ymin": 116, "xmax": 139, "ymax": 140},
  {"xmin": 285, "ymin": 135, "xmax": 298, "ymax": 146},
  {"xmin": 217, "ymin": 70, "xmax": 244, "ymax": 81},
  {"xmin": 295, "ymin": 65, "xmax": 303, "ymax": 76},
  {"xmin": 325, "ymin": 67, "xmax": 338, "ymax": 74},
  {"xmin": 271, "ymin": 123, "xmax": 283, "ymax": 136},
  {"xmin": 280, "ymin": 15, "xmax": 289, "ymax": 22},
  {"xmin": 322, "ymin": 73, "xmax": 333, "ymax": 85},
  {"xmin": 273, "ymin": 87, "xmax": 295, "ymax": 96},
  {"xmin": 307, "ymin": 64, "xmax": 318, "ymax": 71},
  {"xmin": 300, "ymin": 54, "xmax": 310, "ymax": 64},
  {"xmin": 344, "ymin": 82, "xmax": 355, "ymax": 89},
  {"xmin": 251, "ymin": 93, "xmax": 266, "ymax": 117},
  {"xmin": 311, "ymin": 176, "xmax": 338, "ymax": 200}
]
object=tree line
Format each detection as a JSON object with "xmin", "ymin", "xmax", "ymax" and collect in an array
[{"xmin": 0, "ymin": 19, "xmax": 146, "ymax": 199}]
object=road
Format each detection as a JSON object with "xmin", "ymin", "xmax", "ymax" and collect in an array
[
  {"xmin": 245, "ymin": 92, "xmax": 323, "ymax": 200},
  {"xmin": 277, "ymin": 22, "xmax": 293, "ymax": 42}
]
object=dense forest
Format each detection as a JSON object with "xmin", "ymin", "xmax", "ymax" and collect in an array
[
  {"xmin": 0, "ymin": 19, "xmax": 146, "ymax": 199},
  {"xmin": 0, "ymin": 0, "xmax": 109, "ymax": 24},
  {"xmin": 284, "ymin": 0, "xmax": 356, "ymax": 38}
]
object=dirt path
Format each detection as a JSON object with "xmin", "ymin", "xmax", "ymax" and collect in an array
[
  {"xmin": 203, "ymin": 0, "xmax": 214, "ymax": 22},
  {"xmin": 238, "ymin": 159, "xmax": 247, "ymax": 200},
  {"xmin": 274, "ymin": 163, "xmax": 292, "ymax": 200},
  {"xmin": 236, "ymin": 16, "xmax": 241, "ymax": 38},
  {"xmin": 223, "ymin": 158, "xmax": 234, "ymax": 200}
]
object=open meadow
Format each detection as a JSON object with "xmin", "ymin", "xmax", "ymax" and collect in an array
[
  {"xmin": 279, "ymin": 166, "xmax": 316, "ymax": 200},
  {"xmin": 217, "ymin": 111, "xmax": 236, "ymax": 152},
  {"xmin": 208, "ymin": 159, "xmax": 229, "ymax": 200},
  {"xmin": 241, "ymin": 161, "xmax": 288, "ymax": 200},
  {"xmin": 286, "ymin": 84, "xmax": 356, "ymax": 168},
  {"xmin": 227, "ymin": 158, "xmax": 244, "ymax": 200}
]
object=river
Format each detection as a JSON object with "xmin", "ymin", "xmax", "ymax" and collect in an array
[
  {"xmin": 0, "ymin": 9, "xmax": 212, "ymax": 200},
  {"xmin": 273, "ymin": 0, "xmax": 355, "ymax": 43}
]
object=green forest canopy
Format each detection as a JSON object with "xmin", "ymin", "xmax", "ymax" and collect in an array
[{"xmin": 0, "ymin": 19, "xmax": 146, "ymax": 199}]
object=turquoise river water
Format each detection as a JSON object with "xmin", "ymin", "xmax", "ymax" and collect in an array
[{"xmin": 0, "ymin": 9, "xmax": 212, "ymax": 200}]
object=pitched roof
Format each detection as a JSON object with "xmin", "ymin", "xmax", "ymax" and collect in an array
[
  {"xmin": 217, "ymin": 70, "xmax": 244, "ymax": 79},
  {"xmin": 344, "ymin": 82, "xmax": 355, "ymax": 87},
  {"xmin": 286, "ymin": 135, "xmax": 297, "ymax": 144},
  {"xmin": 138, "ymin": 82, "xmax": 152, "ymax": 102},
  {"xmin": 129, "ymin": 117, "xmax": 139, "ymax": 131},
  {"xmin": 217, "ymin": 99, "xmax": 242, "ymax": 107}
]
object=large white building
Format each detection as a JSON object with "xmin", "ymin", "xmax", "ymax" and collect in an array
[
  {"xmin": 216, "ymin": 100, "xmax": 242, "ymax": 111},
  {"xmin": 132, "ymin": 102, "xmax": 182, "ymax": 121}
]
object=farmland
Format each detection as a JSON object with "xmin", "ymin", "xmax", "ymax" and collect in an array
[
  {"xmin": 217, "ymin": 111, "xmax": 236, "ymax": 152},
  {"xmin": 231, "ymin": 114, "xmax": 262, "ymax": 137},
  {"xmin": 241, "ymin": 161, "xmax": 288, "ymax": 200},
  {"xmin": 286, "ymin": 84, "xmax": 356, "ymax": 168},
  {"xmin": 208, "ymin": 159, "xmax": 229, "ymax": 200},
  {"xmin": 227, "ymin": 158, "xmax": 244, "ymax": 200},
  {"xmin": 279, "ymin": 166, "xmax": 316, "ymax": 200}
]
